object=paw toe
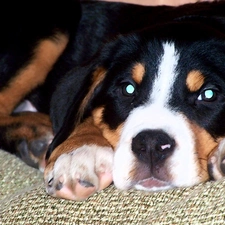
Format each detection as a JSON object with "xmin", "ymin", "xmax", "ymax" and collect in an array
[{"xmin": 98, "ymin": 171, "xmax": 113, "ymax": 190}]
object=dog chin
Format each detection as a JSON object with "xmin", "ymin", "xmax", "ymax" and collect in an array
[{"xmin": 134, "ymin": 177, "xmax": 173, "ymax": 192}]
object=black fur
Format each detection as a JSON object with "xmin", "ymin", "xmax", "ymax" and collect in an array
[{"xmin": 2, "ymin": 0, "xmax": 225, "ymax": 161}]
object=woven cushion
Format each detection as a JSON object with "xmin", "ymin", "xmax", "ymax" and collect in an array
[{"xmin": 1, "ymin": 149, "xmax": 225, "ymax": 224}]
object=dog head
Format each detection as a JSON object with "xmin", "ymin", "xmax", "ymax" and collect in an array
[{"xmin": 51, "ymin": 22, "xmax": 225, "ymax": 191}]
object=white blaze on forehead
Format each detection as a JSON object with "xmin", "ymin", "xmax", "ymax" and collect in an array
[
  {"xmin": 113, "ymin": 42, "xmax": 200, "ymax": 190},
  {"xmin": 150, "ymin": 42, "xmax": 178, "ymax": 105}
]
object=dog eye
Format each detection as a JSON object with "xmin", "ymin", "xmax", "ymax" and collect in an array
[
  {"xmin": 122, "ymin": 83, "xmax": 136, "ymax": 97},
  {"xmin": 197, "ymin": 89, "xmax": 217, "ymax": 102}
]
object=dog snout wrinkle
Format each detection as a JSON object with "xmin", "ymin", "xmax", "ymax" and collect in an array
[{"xmin": 132, "ymin": 130, "xmax": 175, "ymax": 164}]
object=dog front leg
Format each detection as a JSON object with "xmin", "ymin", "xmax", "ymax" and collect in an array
[{"xmin": 44, "ymin": 117, "xmax": 114, "ymax": 201}]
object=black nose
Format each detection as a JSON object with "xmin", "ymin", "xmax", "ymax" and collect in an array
[{"xmin": 132, "ymin": 130, "xmax": 175, "ymax": 164}]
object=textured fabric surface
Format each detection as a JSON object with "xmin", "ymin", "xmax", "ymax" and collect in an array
[{"xmin": 1, "ymin": 149, "xmax": 225, "ymax": 224}]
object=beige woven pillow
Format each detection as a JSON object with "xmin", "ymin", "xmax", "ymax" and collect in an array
[{"xmin": 1, "ymin": 150, "xmax": 225, "ymax": 224}]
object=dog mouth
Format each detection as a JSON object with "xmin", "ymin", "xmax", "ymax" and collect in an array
[{"xmin": 135, "ymin": 177, "xmax": 171, "ymax": 190}]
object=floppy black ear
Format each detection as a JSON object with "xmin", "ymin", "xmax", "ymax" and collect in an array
[
  {"xmin": 50, "ymin": 65, "xmax": 93, "ymax": 134},
  {"xmin": 46, "ymin": 62, "xmax": 98, "ymax": 155},
  {"xmin": 46, "ymin": 54, "xmax": 109, "ymax": 158}
]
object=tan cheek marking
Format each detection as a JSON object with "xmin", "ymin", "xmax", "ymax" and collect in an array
[
  {"xmin": 186, "ymin": 70, "xmax": 205, "ymax": 92},
  {"xmin": 0, "ymin": 32, "xmax": 69, "ymax": 115},
  {"xmin": 189, "ymin": 122, "xmax": 219, "ymax": 180},
  {"xmin": 77, "ymin": 67, "xmax": 106, "ymax": 124},
  {"xmin": 92, "ymin": 107, "xmax": 123, "ymax": 149},
  {"xmin": 132, "ymin": 63, "xmax": 145, "ymax": 84}
]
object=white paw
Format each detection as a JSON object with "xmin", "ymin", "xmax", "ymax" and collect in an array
[{"xmin": 45, "ymin": 145, "xmax": 114, "ymax": 200}]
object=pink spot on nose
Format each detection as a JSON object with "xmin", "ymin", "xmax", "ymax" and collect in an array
[{"xmin": 161, "ymin": 144, "xmax": 171, "ymax": 150}]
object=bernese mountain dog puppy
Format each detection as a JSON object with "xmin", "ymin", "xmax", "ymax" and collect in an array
[{"xmin": 2, "ymin": 0, "xmax": 225, "ymax": 200}]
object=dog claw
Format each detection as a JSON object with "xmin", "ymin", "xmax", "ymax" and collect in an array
[
  {"xmin": 48, "ymin": 178, "xmax": 54, "ymax": 187},
  {"xmin": 78, "ymin": 179, "xmax": 95, "ymax": 188}
]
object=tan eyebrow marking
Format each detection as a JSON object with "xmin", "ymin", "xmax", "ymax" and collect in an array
[
  {"xmin": 186, "ymin": 70, "xmax": 205, "ymax": 92},
  {"xmin": 132, "ymin": 63, "xmax": 145, "ymax": 84}
]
